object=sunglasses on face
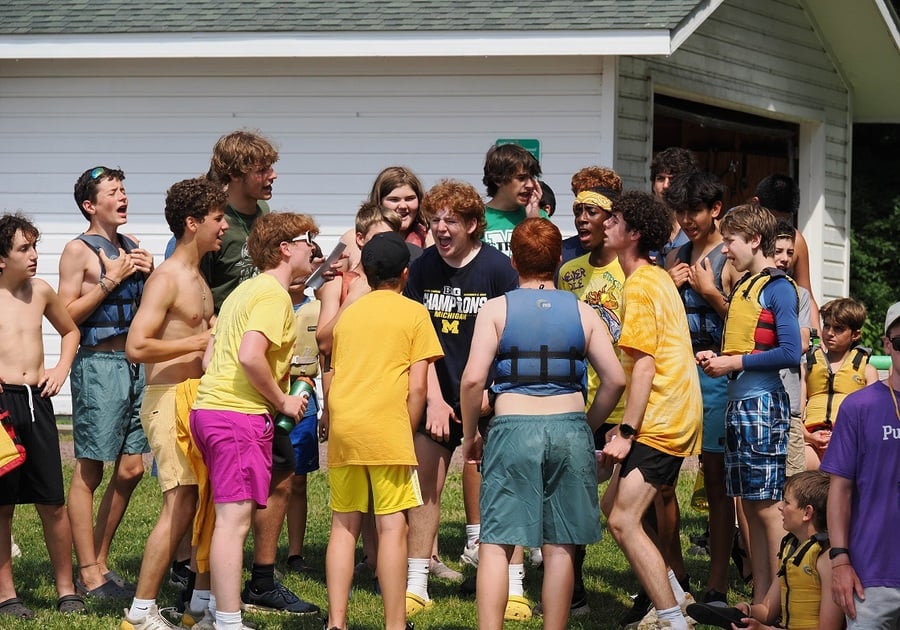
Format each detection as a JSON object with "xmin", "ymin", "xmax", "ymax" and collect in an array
[
  {"xmin": 291, "ymin": 232, "xmax": 316, "ymax": 246},
  {"xmin": 889, "ymin": 336, "xmax": 900, "ymax": 352}
]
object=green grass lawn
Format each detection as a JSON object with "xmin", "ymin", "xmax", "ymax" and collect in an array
[{"xmin": 6, "ymin": 450, "xmax": 751, "ymax": 629}]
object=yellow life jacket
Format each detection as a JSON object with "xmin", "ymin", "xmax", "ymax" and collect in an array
[
  {"xmin": 721, "ymin": 268, "xmax": 797, "ymax": 356},
  {"xmin": 804, "ymin": 345, "xmax": 871, "ymax": 431},
  {"xmin": 778, "ymin": 532, "xmax": 828, "ymax": 630},
  {"xmin": 292, "ymin": 299, "xmax": 320, "ymax": 378}
]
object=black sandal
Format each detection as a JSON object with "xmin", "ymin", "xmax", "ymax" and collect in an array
[
  {"xmin": 731, "ymin": 530, "xmax": 753, "ymax": 583},
  {"xmin": 0, "ymin": 597, "xmax": 34, "ymax": 619},
  {"xmin": 57, "ymin": 593, "xmax": 86, "ymax": 614},
  {"xmin": 686, "ymin": 602, "xmax": 749, "ymax": 628}
]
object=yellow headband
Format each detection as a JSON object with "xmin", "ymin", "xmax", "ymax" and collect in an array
[{"xmin": 574, "ymin": 190, "xmax": 613, "ymax": 211}]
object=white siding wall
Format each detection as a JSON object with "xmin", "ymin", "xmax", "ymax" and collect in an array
[
  {"xmin": 0, "ymin": 55, "xmax": 613, "ymax": 413},
  {"xmin": 616, "ymin": 0, "xmax": 851, "ymax": 302}
]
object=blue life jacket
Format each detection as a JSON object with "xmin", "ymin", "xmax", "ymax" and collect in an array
[
  {"xmin": 492, "ymin": 289, "xmax": 587, "ymax": 397},
  {"xmin": 76, "ymin": 233, "xmax": 144, "ymax": 347},
  {"xmin": 675, "ymin": 242, "xmax": 727, "ymax": 351}
]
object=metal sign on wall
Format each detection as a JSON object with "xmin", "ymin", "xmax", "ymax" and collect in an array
[{"xmin": 496, "ymin": 138, "xmax": 540, "ymax": 162}]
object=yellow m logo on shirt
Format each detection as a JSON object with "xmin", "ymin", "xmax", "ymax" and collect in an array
[{"xmin": 441, "ymin": 319, "xmax": 460, "ymax": 334}]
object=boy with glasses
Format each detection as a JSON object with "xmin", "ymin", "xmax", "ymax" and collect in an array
[{"xmin": 190, "ymin": 213, "xmax": 318, "ymax": 630}]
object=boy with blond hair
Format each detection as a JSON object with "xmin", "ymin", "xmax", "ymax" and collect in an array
[
  {"xmin": 686, "ymin": 471, "xmax": 843, "ymax": 629},
  {"xmin": 697, "ymin": 203, "xmax": 801, "ymax": 603}
]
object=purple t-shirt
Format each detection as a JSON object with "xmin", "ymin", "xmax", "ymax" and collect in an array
[{"xmin": 820, "ymin": 381, "xmax": 900, "ymax": 588}]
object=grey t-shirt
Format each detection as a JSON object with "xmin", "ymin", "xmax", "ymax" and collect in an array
[{"xmin": 780, "ymin": 286, "xmax": 811, "ymax": 415}]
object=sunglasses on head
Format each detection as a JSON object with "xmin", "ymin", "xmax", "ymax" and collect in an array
[{"xmin": 89, "ymin": 167, "xmax": 106, "ymax": 180}]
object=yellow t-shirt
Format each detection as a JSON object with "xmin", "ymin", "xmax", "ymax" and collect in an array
[
  {"xmin": 558, "ymin": 253, "xmax": 626, "ymax": 421},
  {"xmin": 328, "ymin": 290, "xmax": 443, "ymax": 467},
  {"xmin": 194, "ymin": 273, "xmax": 296, "ymax": 414},
  {"xmin": 618, "ymin": 264, "xmax": 702, "ymax": 457}
]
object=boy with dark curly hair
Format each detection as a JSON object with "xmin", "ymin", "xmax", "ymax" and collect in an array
[
  {"xmin": 120, "ymin": 178, "xmax": 228, "ymax": 629},
  {"xmin": 600, "ymin": 191, "xmax": 703, "ymax": 630}
]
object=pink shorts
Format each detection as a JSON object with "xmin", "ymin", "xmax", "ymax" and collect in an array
[{"xmin": 190, "ymin": 408, "xmax": 273, "ymax": 508}]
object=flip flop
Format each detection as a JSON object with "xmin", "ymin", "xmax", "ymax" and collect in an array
[
  {"xmin": 57, "ymin": 593, "xmax": 86, "ymax": 614},
  {"xmin": 685, "ymin": 602, "xmax": 749, "ymax": 628},
  {"xmin": 75, "ymin": 577, "xmax": 132, "ymax": 599},
  {"xmin": 0, "ymin": 597, "xmax": 34, "ymax": 619}
]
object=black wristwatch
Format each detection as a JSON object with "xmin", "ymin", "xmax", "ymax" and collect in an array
[
  {"xmin": 829, "ymin": 547, "xmax": 849, "ymax": 560},
  {"xmin": 618, "ymin": 423, "xmax": 637, "ymax": 439}
]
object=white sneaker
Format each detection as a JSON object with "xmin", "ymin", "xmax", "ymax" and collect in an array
[
  {"xmin": 625, "ymin": 594, "xmax": 696, "ymax": 630},
  {"xmin": 460, "ymin": 541, "xmax": 480, "ymax": 568},
  {"xmin": 181, "ymin": 608, "xmax": 215, "ymax": 629},
  {"xmin": 120, "ymin": 605, "xmax": 177, "ymax": 629},
  {"xmin": 10, "ymin": 536, "xmax": 21, "ymax": 559},
  {"xmin": 429, "ymin": 556, "xmax": 463, "ymax": 581},
  {"xmin": 529, "ymin": 546, "xmax": 543, "ymax": 568}
]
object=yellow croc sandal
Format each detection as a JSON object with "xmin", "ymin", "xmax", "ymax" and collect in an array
[
  {"xmin": 504, "ymin": 595, "xmax": 533, "ymax": 621},
  {"xmin": 405, "ymin": 591, "xmax": 434, "ymax": 616}
]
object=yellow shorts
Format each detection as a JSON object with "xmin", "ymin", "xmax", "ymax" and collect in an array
[
  {"xmin": 140, "ymin": 384, "xmax": 198, "ymax": 492},
  {"xmin": 329, "ymin": 464, "xmax": 423, "ymax": 515}
]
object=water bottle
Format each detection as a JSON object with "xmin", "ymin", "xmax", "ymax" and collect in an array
[{"xmin": 275, "ymin": 379, "xmax": 315, "ymax": 434}]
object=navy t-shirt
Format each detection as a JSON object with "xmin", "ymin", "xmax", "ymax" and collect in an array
[{"xmin": 404, "ymin": 243, "xmax": 518, "ymax": 409}]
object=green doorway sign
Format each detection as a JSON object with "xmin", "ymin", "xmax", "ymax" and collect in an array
[{"xmin": 496, "ymin": 138, "xmax": 540, "ymax": 162}]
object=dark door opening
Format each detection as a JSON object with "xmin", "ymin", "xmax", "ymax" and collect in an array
[{"xmin": 653, "ymin": 94, "xmax": 799, "ymax": 210}]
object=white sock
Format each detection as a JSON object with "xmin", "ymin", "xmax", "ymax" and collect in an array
[
  {"xmin": 208, "ymin": 594, "xmax": 217, "ymax": 617},
  {"xmin": 215, "ymin": 609, "xmax": 243, "ymax": 630},
  {"xmin": 657, "ymin": 604, "xmax": 689, "ymax": 630},
  {"xmin": 407, "ymin": 558, "xmax": 430, "ymax": 600},
  {"xmin": 508, "ymin": 563, "xmax": 525, "ymax": 597},
  {"xmin": 668, "ymin": 569, "xmax": 686, "ymax": 606},
  {"xmin": 127, "ymin": 598, "xmax": 155, "ymax": 620},
  {"xmin": 190, "ymin": 589, "xmax": 211, "ymax": 613},
  {"xmin": 465, "ymin": 524, "xmax": 481, "ymax": 547}
]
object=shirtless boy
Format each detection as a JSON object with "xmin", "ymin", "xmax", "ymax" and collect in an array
[
  {"xmin": 0, "ymin": 214, "xmax": 82, "ymax": 619},
  {"xmin": 120, "ymin": 178, "xmax": 228, "ymax": 629}
]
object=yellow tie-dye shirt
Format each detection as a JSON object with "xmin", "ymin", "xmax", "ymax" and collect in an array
[
  {"xmin": 618, "ymin": 264, "xmax": 703, "ymax": 457},
  {"xmin": 557, "ymin": 253, "xmax": 626, "ymax": 422}
]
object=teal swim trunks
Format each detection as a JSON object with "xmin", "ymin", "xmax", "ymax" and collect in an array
[
  {"xmin": 71, "ymin": 348, "xmax": 149, "ymax": 461},
  {"xmin": 479, "ymin": 412, "xmax": 601, "ymax": 547}
]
